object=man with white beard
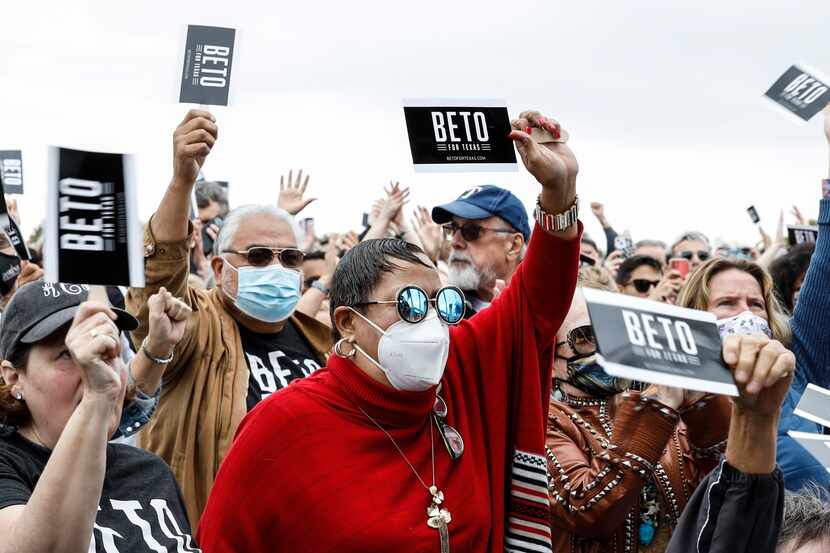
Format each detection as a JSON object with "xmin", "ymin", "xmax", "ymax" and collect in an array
[{"xmin": 432, "ymin": 185, "xmax": 530, "ymax": 317}]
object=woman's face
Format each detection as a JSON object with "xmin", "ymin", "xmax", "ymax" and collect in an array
[
  {"xmin": 3, "ymin": 329, "xmax": 126, "ymax": 447},
  {"xmin": 706, "ymin": 268, "xmax": 768, "ymax": 321}
]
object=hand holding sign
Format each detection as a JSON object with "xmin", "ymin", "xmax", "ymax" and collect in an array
[
  {"xmin": 173, "ymin": 110, "xmax": 218, "ymax": 187},
  {"xmin": 724, "ymin": 334, "xmax": 794, "ymax": 416},
  {"xmin": 510, "ymin": 112, "xmax": 578, "ymax": 197}
]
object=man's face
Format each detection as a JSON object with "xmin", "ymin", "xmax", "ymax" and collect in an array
[
  {"xmin": 199, "ymin": 199, "xmax": 221, "ymax": 223},
  {"xmin": 212, "ymin": 213, "xmax": 299, "ymax": 322},
  {"xmin": 580, "ymin": 242, "xmax": 601, "ymax": 265},
  {"xmin": 633, "ymin": 244, "xmax": 666, "ymax": 263},
  {"xmin": 621, "ymin": 263, "xmax": 662, "ymax": 299},
  {"xmin": 446, "ymin": 215, "xmax": 521, "ymax": 293},
  {"xmin": 672, "ymin": 239, "xmax": 711, "ymax": 270}
]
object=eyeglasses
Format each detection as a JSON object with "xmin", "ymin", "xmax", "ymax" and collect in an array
[
  {"xmin": 678, "ymin": 250, "xmax": 710, "ymax": 262},
  {"xmin": 556, "ymin": 325, "xmax": 596, "ymax": 356},
  {"xmin": 355, "ymin": 285, "xmax": 466, "ymax": 325},
  {"xmin": 629, "ymin": 278, "xmax": 660, "ymax": 293},
  {"xmin": 432, "ymin": 394, "xmax": 464, "ymax": 460},
  {"xmin": 223, "ymin": 247, "xmax": 305, "ymax": 268},
  {"xmin": 442, "ymin": 222, "xmax": 515, "ymax": 242}
]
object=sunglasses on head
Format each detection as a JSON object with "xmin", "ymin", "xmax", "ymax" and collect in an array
[
  {"xmin": 442, "ymin": 222, "xmax": 515, "ymax": 242},
  {"xmin": 355, "ymin": 285, "xmax": 466, "ymax": 325},
  {"xmin": 555, "ymin": 325, "xmax": 596, "ymax": 357},
  {"xmin": 223, "ymin": 246, "xmax": 305, "ymax": 268},
  {"xmin": 678, "ymin": 250, "xmax": 710, "ymax": 262},
  {"xmin": 630, "ymin": 278, "xmax": 660, "ymax": 293}
]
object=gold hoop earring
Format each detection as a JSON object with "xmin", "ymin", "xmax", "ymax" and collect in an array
[{"xmin": 334, "ymin": 338, "xmax": 357, "ymax": 359}]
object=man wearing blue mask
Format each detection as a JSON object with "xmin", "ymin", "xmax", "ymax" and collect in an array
[{"xmin": 126, "ymin": 110, "xmax": 332, "ymax": 528}]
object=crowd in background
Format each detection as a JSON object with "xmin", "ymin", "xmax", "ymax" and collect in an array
[{"xmin": 0, "ymin": 106, "xmax": 825, "ymax": 553}]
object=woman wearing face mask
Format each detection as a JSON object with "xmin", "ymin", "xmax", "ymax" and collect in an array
[
  {"xmin": 545, "ymin": 285, "xmax": 734, "ymax": 553},
  {"xmin": 0, "ymin": 282, "xmax": 197, "ymax": 552},
  {"xmin": 677, "ymin": 214, "xmax": 829, "ymax": 493},
  {"xmin": 197, "ymin": 111, "xmax": 580, "ymax": 553}
]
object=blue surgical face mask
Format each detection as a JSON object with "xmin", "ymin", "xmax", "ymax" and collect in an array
[
  {"xmin": 224, "ymin": 259, "xmax": 302, "ymax": 323},
  {"xmin": 561, "ymin": 352, "xmax": 631, "ymax": 397}
]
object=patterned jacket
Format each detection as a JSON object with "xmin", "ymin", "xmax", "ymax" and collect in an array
[{"xmin": 546, "ymin": 391, "xmax": 731, "ymax": 553}]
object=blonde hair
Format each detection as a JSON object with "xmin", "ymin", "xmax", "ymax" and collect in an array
[
  {"xmin": 676, "ymin": 257, "xmax": 791, "ymax": 345},
  {"xmin": 578, "ymin": 266, "xmax": 618, "ymax": 292}
]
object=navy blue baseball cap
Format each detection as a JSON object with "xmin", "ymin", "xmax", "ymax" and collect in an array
[{"xmin": 431, "ymin": 185, "xmax": 530, "ymax": 241}]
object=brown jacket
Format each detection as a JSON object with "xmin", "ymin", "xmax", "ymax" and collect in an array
[
  {"xmin": 126, "ymin": 219, "xmax": 332, "ymax": 528},
  {"xmin": 546, "ymin": 392, "xmax": 731, "ymax": 553}
]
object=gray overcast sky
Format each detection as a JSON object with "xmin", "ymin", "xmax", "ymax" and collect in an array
[{"xmin": 1, "ymin": 0, "xmax": 829, "ymax": 250}]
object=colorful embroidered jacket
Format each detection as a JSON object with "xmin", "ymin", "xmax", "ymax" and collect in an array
[{"xmin": 546, "ymin": 392, "xmax": 731, "ymax": 553}]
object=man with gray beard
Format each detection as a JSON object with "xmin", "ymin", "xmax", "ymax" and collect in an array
[{"xmin": 432, "ymin": 185, "xmax": 530, "ymax": 317}]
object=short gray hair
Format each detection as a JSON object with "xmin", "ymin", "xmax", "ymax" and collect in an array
[
  {"xmin": 213, "ymin": 205, "xmax": 302, "ymax": 256},
  {"xmin": 778, "ymin": 487, "xmax": 830, "ymax": 551},
  {"xmin": 670, "ymin": 231, "xmax": 710, "ymax": 255},
  {"xmin": 634, "ymin": 239, "xmax": 668, "ymax": 250}
]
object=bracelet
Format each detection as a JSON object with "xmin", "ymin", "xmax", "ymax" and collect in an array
[
  {"xmin": 311, "ymin": 280, "xmax": 331, "ymax": 296},
  {"xmin": 141, "ymin": 337, "xmax": 174, "ymax": 364},
  {"xmin": 534, "ymin": 194, "xmax": 579, "ymax": 233}
]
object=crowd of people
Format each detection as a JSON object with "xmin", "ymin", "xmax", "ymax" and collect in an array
[{"xmin": 0, "ymin": 105, "xmax": 826, "ymax": 553}]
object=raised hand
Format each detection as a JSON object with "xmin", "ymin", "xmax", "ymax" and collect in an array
[
  {"xmin": 509, "ymin": 111, "xmax": 578, "ymax": 209},
  {"xmin": 790, "ymin": 205, "xmax": 805, "ymax": 226},
  {"xmin": 724, "ymin": 334, "xmax": 794, "ymax": 416},
  {"xmin": 642, "ymin": 384, "xmax": 683, "ymax": 410},
  {"xmin": 145, "ymin": 287, "xmax": 192, "ymax": 359},
  {"xmin": 376, "ymin": 184, "xmax": 410, "ymax": 224},
  {"xmin": 603, "ymin": 250, "xmax": 624, "ymax": 279},
  {"xmin": 65, "ymin": 302, "xmax": 124, "ymax": 401},
  {"xmin": 173, "ymin": 110, "xmax": 218, "ymax": 186},
  {"xmin": 278, "ymin": 169, "xmax": 317, "ymax": 216},
  {"xmin": 648, "ymin": 270, "xmax": 684, "ymax": 304},
  {"xmin": 411, "ymin": 206, "xmax": 443, "ymax": 262}
]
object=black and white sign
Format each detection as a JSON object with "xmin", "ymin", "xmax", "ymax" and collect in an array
[
  {"xmin": 787, "ymin": 431, "xmax": 830, "ymax": 470},
  {"xmin": 794, "ymin": 383, "xmax": 830, "ymax": 428},
  {"xmin": 788, "ymin": 224, "xmax": 819, "ymax": 246},
  {"xmin": 0, "ymin": 151, "xmax": 23, "ymax": 194},
  {"xmin": 583, "ymin": 289, "xmax": 738, "ymax": 396},
  {"xmin": 179, "ymin": 25, "xmax": 236, "ymax": 106},
  {"xmin": 764, "ymin": 65, "xmax": 830, "ymax": 122},
  {"xmin": 402, "ymin": 99, "xmax": 517, "ymax": 172},
  {"xmin": 45, "ymin": 147, "xmax": 144, "ymax": 287},
  {"xmin": 0, "ymin": 173, "xmax": 30, "ymax": 261}
]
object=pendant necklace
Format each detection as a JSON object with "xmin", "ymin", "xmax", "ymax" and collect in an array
[{"xmin": 355, "ymin": 403, "xmax": 452, "ymax": 553}]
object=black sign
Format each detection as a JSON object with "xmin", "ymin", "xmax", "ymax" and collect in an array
[
  {"xmin": 788, "ymin": 430, "xmax": 830, "ymax": 469},
  {"xmin": 765, "ymin": 65, "xmax": 830, "ymax": 122},
  {"xmin": 583, "ymin": 289, "xmax": 738, "ymax": 396},
  {"xmin": 45, "ymin": 147, "xmax": 144, "ymax": 287},
  {"xmin": 788, "ymin": 225, "xmax": 819, "ymax": 246},
  {"xmin": 402, "ymin": 100, "xmax": 517, "ymax": 172},
  {"xmin": 0, "ymin": 151, "xmax": 23, "ymax": 194},
  {"xmin": 0, "ymin": 172, "xmax": 29, "ymax": 261},
  {"xmin": 746, "ymin": 205, "xmax": 760, "ymax": 224},
  {"xmin": 179, "ymin": 25, "xmax": 236, "ymax": 106},
  {"xmin": 794, "ymin": 384, "xmax": 830, "ymax": 428}
]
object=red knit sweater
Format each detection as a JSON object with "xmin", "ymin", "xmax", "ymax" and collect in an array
[{"xmin": 197, "ymin": 223, "xmax": 580, "ymax": 552}]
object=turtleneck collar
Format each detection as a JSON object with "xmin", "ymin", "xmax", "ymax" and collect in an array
[{"xmin": 327, "ymin": 354, "xmax": 436, "ymax": 428}]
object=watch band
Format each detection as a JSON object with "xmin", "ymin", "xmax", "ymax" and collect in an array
[
  {"xmin": 141, "ymin": 337, "xmax": 174, "ymax": 364},
  {"xmin": 534, "ymin": 195, "xmax": 579, "ymax": 233},
  {"xmin": 311, "ymin": 279, "xmax": 331, "ymax": 296}
]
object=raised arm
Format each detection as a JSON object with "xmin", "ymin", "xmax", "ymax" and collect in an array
[
  {"xmin": 0, "ymin": 303, "xmax": 126, "ymax": 553},
  {"xmin": 126, "ymin": 111, "xmax": 217, "ymax": 357},
  {"xmin": 789, "ymin": 107, "xmax": 830, "ymax": 390}
]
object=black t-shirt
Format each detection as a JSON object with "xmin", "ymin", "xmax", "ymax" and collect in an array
[
  {"xmin": 0, "ymin": 429, "xmax": 199, "ymax": 552},
  {"xmin": 239, "ymin": 320, "xmax": 322, "ymax": 411}
]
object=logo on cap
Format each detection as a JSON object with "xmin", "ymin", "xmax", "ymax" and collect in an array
[
  {"xmin": 42, "ymin": 282, "xmax": 89, "ymax": 298},
  {"xmin": 459, "ymin": 187, "xmax": 482, "ymax": 200}
]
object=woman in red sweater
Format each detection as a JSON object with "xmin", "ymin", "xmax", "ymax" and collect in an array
[{"xmin": 197, "ymin": 110, "xmax": 581, "ymax": 553}]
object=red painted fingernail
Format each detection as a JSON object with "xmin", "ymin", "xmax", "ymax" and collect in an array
[
  {"xmin": 553, "ymin": 128, "xmax": 561, "ymax": 139},
  {"xmin": 525, "ymin": 127, "xmax": 532, "ymax": 134}
]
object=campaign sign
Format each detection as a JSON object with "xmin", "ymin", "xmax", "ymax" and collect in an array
[
  {"xmin": 764, "ymin": 65, "xmax": 830, "ymax": 122},
  {"xmin": 794, "ymin": 384, "xmax": 830, "ymax": 428},
  {"xmin": 0, "ymin": 151, "xmax": 23, "ymax": 194},
  {"xmin": 45, "ymin": 147, "xmax": 144, "ymax": 287},
  {"xmin": 179, "ymin": 25, "xmax": 236, "ymax": 106},
  {"xmin": 402, "ymin": 99, "xmax": 517, "ymax": 172},
  {"xmin": 583, "ymin": 289, "xmax": 738, "ymax": 396},
  {"xmin": 787, "ymin": 431, "xmax": 830, "ymax": 471},
  {"xmin": 788, "ymin": 225, "xmax": 819, "ymax": 246},
  {"xmin": 0, "ymin": 173, "xmax": 30, "ymax": 260}
]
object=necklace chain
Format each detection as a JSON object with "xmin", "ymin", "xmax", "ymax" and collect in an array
[{"xmin": 355, "ymin": 404, "xmax": 436, "ymax": 492}]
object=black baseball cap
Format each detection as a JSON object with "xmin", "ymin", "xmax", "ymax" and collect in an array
[
  {"xmin": 0, "ymin": 281, "xmax": 138, "ymax": 361},
  {"xmin": 431, "ymin": 185, "xmax": 531, "ymax": 241}
]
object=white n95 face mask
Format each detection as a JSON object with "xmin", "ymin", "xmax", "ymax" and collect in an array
[
  {"xmin": 349, "ymin": 309, "xmax": 450, "ymax": 391},
  {"xmin": 716, "ymin": 310, "xmax": 773, "ymax": 340}
]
